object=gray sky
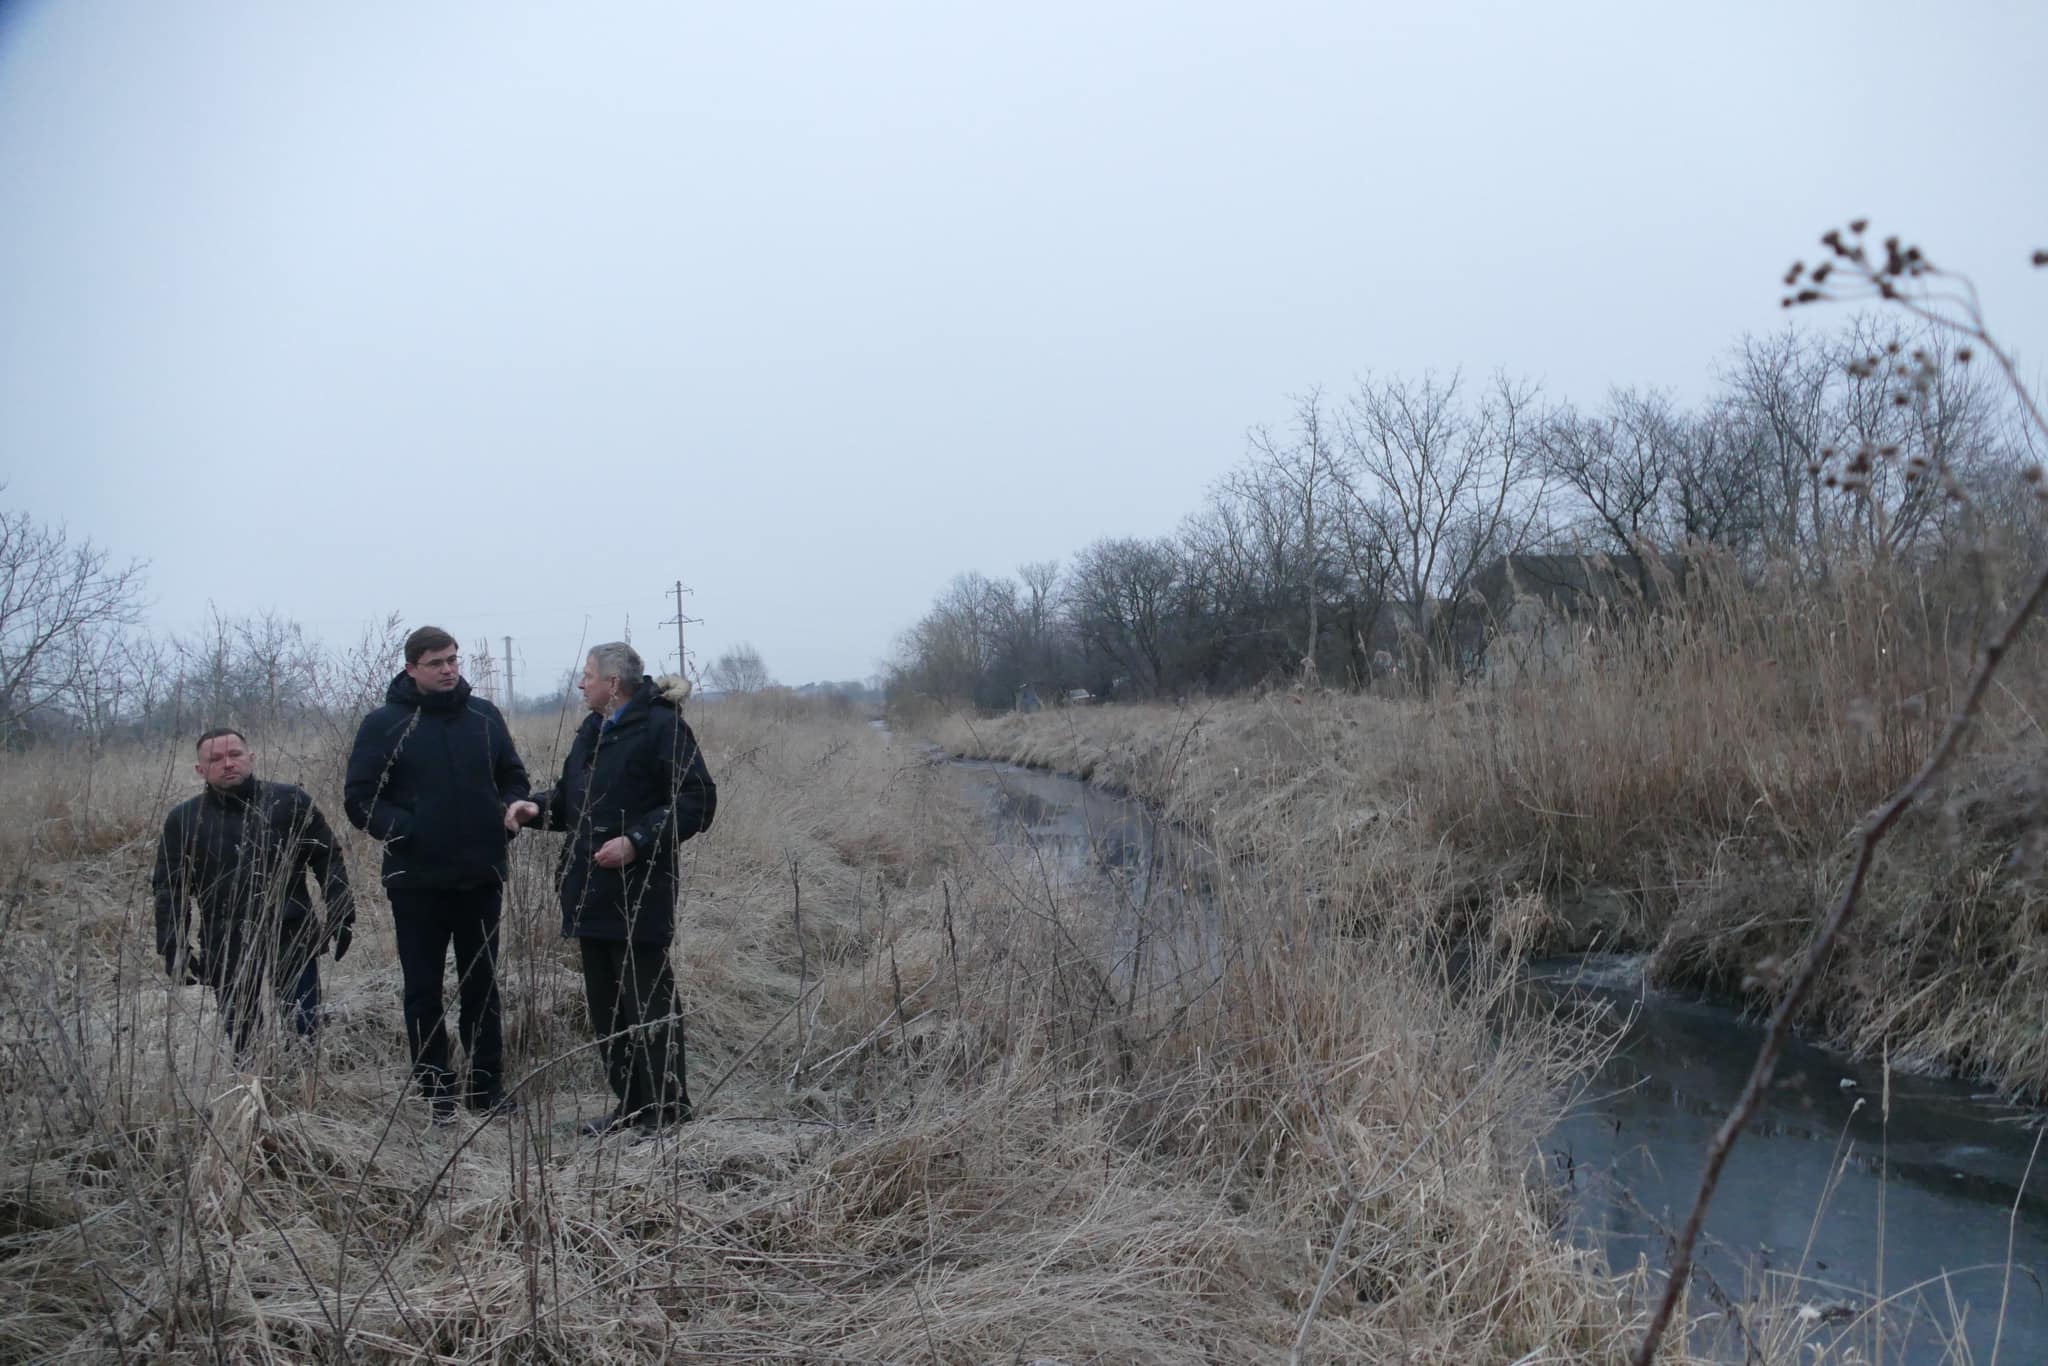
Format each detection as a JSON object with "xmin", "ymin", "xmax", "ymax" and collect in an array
[{"xmin": 3, "ymin": 1, "xmax": 2044, "ymax": 690}]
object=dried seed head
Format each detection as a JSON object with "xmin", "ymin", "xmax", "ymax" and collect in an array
[
  {"xmin": 1957, "ymin": 347, "xmax": 1973, "ymax": 363},
  {"xmin": 1849, "ymin": 219, "xmax": 1869, "ymax": 235},
  {"xmin": 2024, "ymin": 464, "xmax": 2045, "ymax": 485},
  {"xmin": 2034, "ymin": 249, "xmax": 2048, "ymax": 267},
  {"xmin": 1784, "ymin": 262, "xmax": 1805, "ymax": 286}
]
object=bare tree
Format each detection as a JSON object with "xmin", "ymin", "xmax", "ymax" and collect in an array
[
  {"xmin": 1013, "ymin": 559, "xmax": 1065, "ymax": 686},
  {"xmin": 1669, "ymin": 398, "xmax": 1774, "ymax": 553},
  {"xmin": 1241, "ymin": 388, "xmax": 1342, "ymax": 682},
  {"xmin": 1539, "ymin": 387, "xmax": 1684, "ymax": 587},
  {"xmin": 706, "ymin": 642, "xmax": 773, "ymax": 694},
  {"xmin": 0, "ymin": 503, "xmax": 146, "ymax": 740},
  {"xmin": 1065, "ymin": 537, "xmax": 1181, "ymax": 695},
  {"xmin": 1725, "ymin": 329, "xmax": 1836, "ymax": 574},
  {"xmin": 1339, "ymin": 371, "xmax": 1547, "ymax": 685},
  {"xmin": 1328, "ymin": 493, "xmax": 1396, "ymax": 685}
]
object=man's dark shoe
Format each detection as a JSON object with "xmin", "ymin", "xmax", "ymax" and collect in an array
[
  {"xmin": 579, "ymin": 1106, "xmax": 639, "ymax": 1138},
  {"xmin": 635, "ymin": 1101, "xmax": 695, "ymax": 1134},
  {"xmin": 429, "ymin": 1094, "xmax": 460, "ymax": 1126},
  {"xmin": 466, "ymin": 1087, "xmax": 517, "ymax": 1118}
]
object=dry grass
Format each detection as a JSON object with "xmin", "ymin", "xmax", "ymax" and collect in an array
[
  {"xmin": 932, "ymin": 557, "xmax": 2048, "ymax": 1099},
  {"xmin": 0, "ymin": 693, "xmax": 1736, "ymax": 1363}
]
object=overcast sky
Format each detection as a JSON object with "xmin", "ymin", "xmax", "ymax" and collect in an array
[{"xmin": 3, "ymin": 1, "xmax": 2044, "ymax": 690}]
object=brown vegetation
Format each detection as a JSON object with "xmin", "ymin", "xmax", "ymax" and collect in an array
[
  {"xmin": 0, "ymin": 694, "xmax": 1730, "ymax": 1363},
  {"xmin": 931, "ymin": 549, "xmax": 2048, "ymax": 1100}
]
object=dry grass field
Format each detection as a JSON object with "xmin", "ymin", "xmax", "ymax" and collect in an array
[{"xmin": 0, "ymin": 691, "xmax": 1753, "ymax": 1364}]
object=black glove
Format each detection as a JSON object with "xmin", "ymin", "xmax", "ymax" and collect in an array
[
  {"xmin": 163, "ymin": 945, "xmax": 203, "ymax": 985},
  {"xmin": 330, "ymin": 914, "xmax": 355, "ymax": 963}
]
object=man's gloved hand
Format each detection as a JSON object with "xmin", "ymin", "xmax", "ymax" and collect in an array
[
  {"xmin": 330, "ymin": 912, "xmax": 356, "ymax": 963},
  {"xmin": 163, "ymin": 944, "xmax": 203, "ymax": 985}
]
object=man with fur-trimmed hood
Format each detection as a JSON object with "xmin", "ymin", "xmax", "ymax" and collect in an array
[{"xmin": 507, "ymin": 641, "xmax": 717, "ymax": 1136}]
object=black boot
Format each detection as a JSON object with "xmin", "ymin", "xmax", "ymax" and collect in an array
[
  {"xmin": 636, "ymin": 1100, "xmax": 695, "ymax": 1133},
  {"xmin": 579, "ymin": 1105, "xmax": 639, "ymax": 1137}
]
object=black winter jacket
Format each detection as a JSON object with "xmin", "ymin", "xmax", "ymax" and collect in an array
[
  {"xmin": 528, "ymin": 675, "xmax": 716, "ymax": 944},
  {"xmin": 151, "ymin": 776, "xmax": 354, "ymax": 970},
  {"xmin": 343, "ymin": 674, "xmax": 530, "ymax": 891}
]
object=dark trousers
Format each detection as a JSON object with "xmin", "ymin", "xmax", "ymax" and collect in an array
[
  {"xmin": 212, "ymin": 912, "xmax": 322, "ymax": 1054},
  {"xmin": 390, "ymin": 886, "xmax": 504, "ymax": 1100},
  {"xmin": 579, "ymin": 938, "xmax": 689, "ymax": 1115}
]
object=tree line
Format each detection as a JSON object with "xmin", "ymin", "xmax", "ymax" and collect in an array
[
  {"xmin": 886, "ymin": 319, "xmax": 2045, "ymax": 709},
  {"xmin": 0, "ymin": 502, "xmax": 509, "ymax": 746},
  {"xmin": 0, "ymin": 503, "xmax": 869, "ymax": 746}
]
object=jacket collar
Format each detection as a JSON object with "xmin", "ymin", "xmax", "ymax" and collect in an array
[
  {"xmin": 202, "ymin": 775, "xmax": 261, "ymax": 809},
  {"xmin": 386, "ymin": 671, "xmax": 473, "ymax": 714}
]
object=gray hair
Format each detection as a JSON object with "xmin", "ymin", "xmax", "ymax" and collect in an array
[{"xmin": 587, "ymin": 641, "xmax": 644, "ymax": 691}]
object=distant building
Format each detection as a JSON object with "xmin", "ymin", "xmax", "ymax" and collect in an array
[
  {"xmin": 1460, "ymin": 550, "xmax": 1697, "ymax": 680},
  {"xmin": 1465, "ymin": 551, "xmax": 1689, "ymax": 618}
]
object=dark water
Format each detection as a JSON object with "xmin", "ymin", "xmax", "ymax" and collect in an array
[
  {"xmin": 948, "ymin": 755, "xmax": 2048, "ymax": 1363},
  {"xmin": 1537, "ymin": 957, "xmax": 2047, "ymax": 1362}
]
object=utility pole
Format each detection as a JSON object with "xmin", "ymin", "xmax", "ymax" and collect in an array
[
  {"xmin": 502, "ymin": 636, "xmax": 514, "ymax": 709},
  {"xmin": 661, "ymin": 579, "xmax": 700, "ymax": 676}
]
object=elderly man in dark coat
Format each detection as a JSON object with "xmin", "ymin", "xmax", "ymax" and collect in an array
[{"xmin": 507, "ymin": 640, "xmax": 716, "ymax": 1136}]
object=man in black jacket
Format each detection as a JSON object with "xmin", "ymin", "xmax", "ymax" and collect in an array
[
  {"xmin": 506, "ymin": 640, "xmax": 716, "ymax": 1136},
  {"xmin": 344, "ymin": 626, "xmax": 530, "ymax": 1120},
  {"xmin": 153, "ymin": 727, "xmax": 356, "ymax": 1055}
]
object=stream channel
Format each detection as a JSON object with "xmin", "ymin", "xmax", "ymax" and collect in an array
[{"xmin": 944, "ymin": 754, "xmax": 2048, "ymax": 1362}]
